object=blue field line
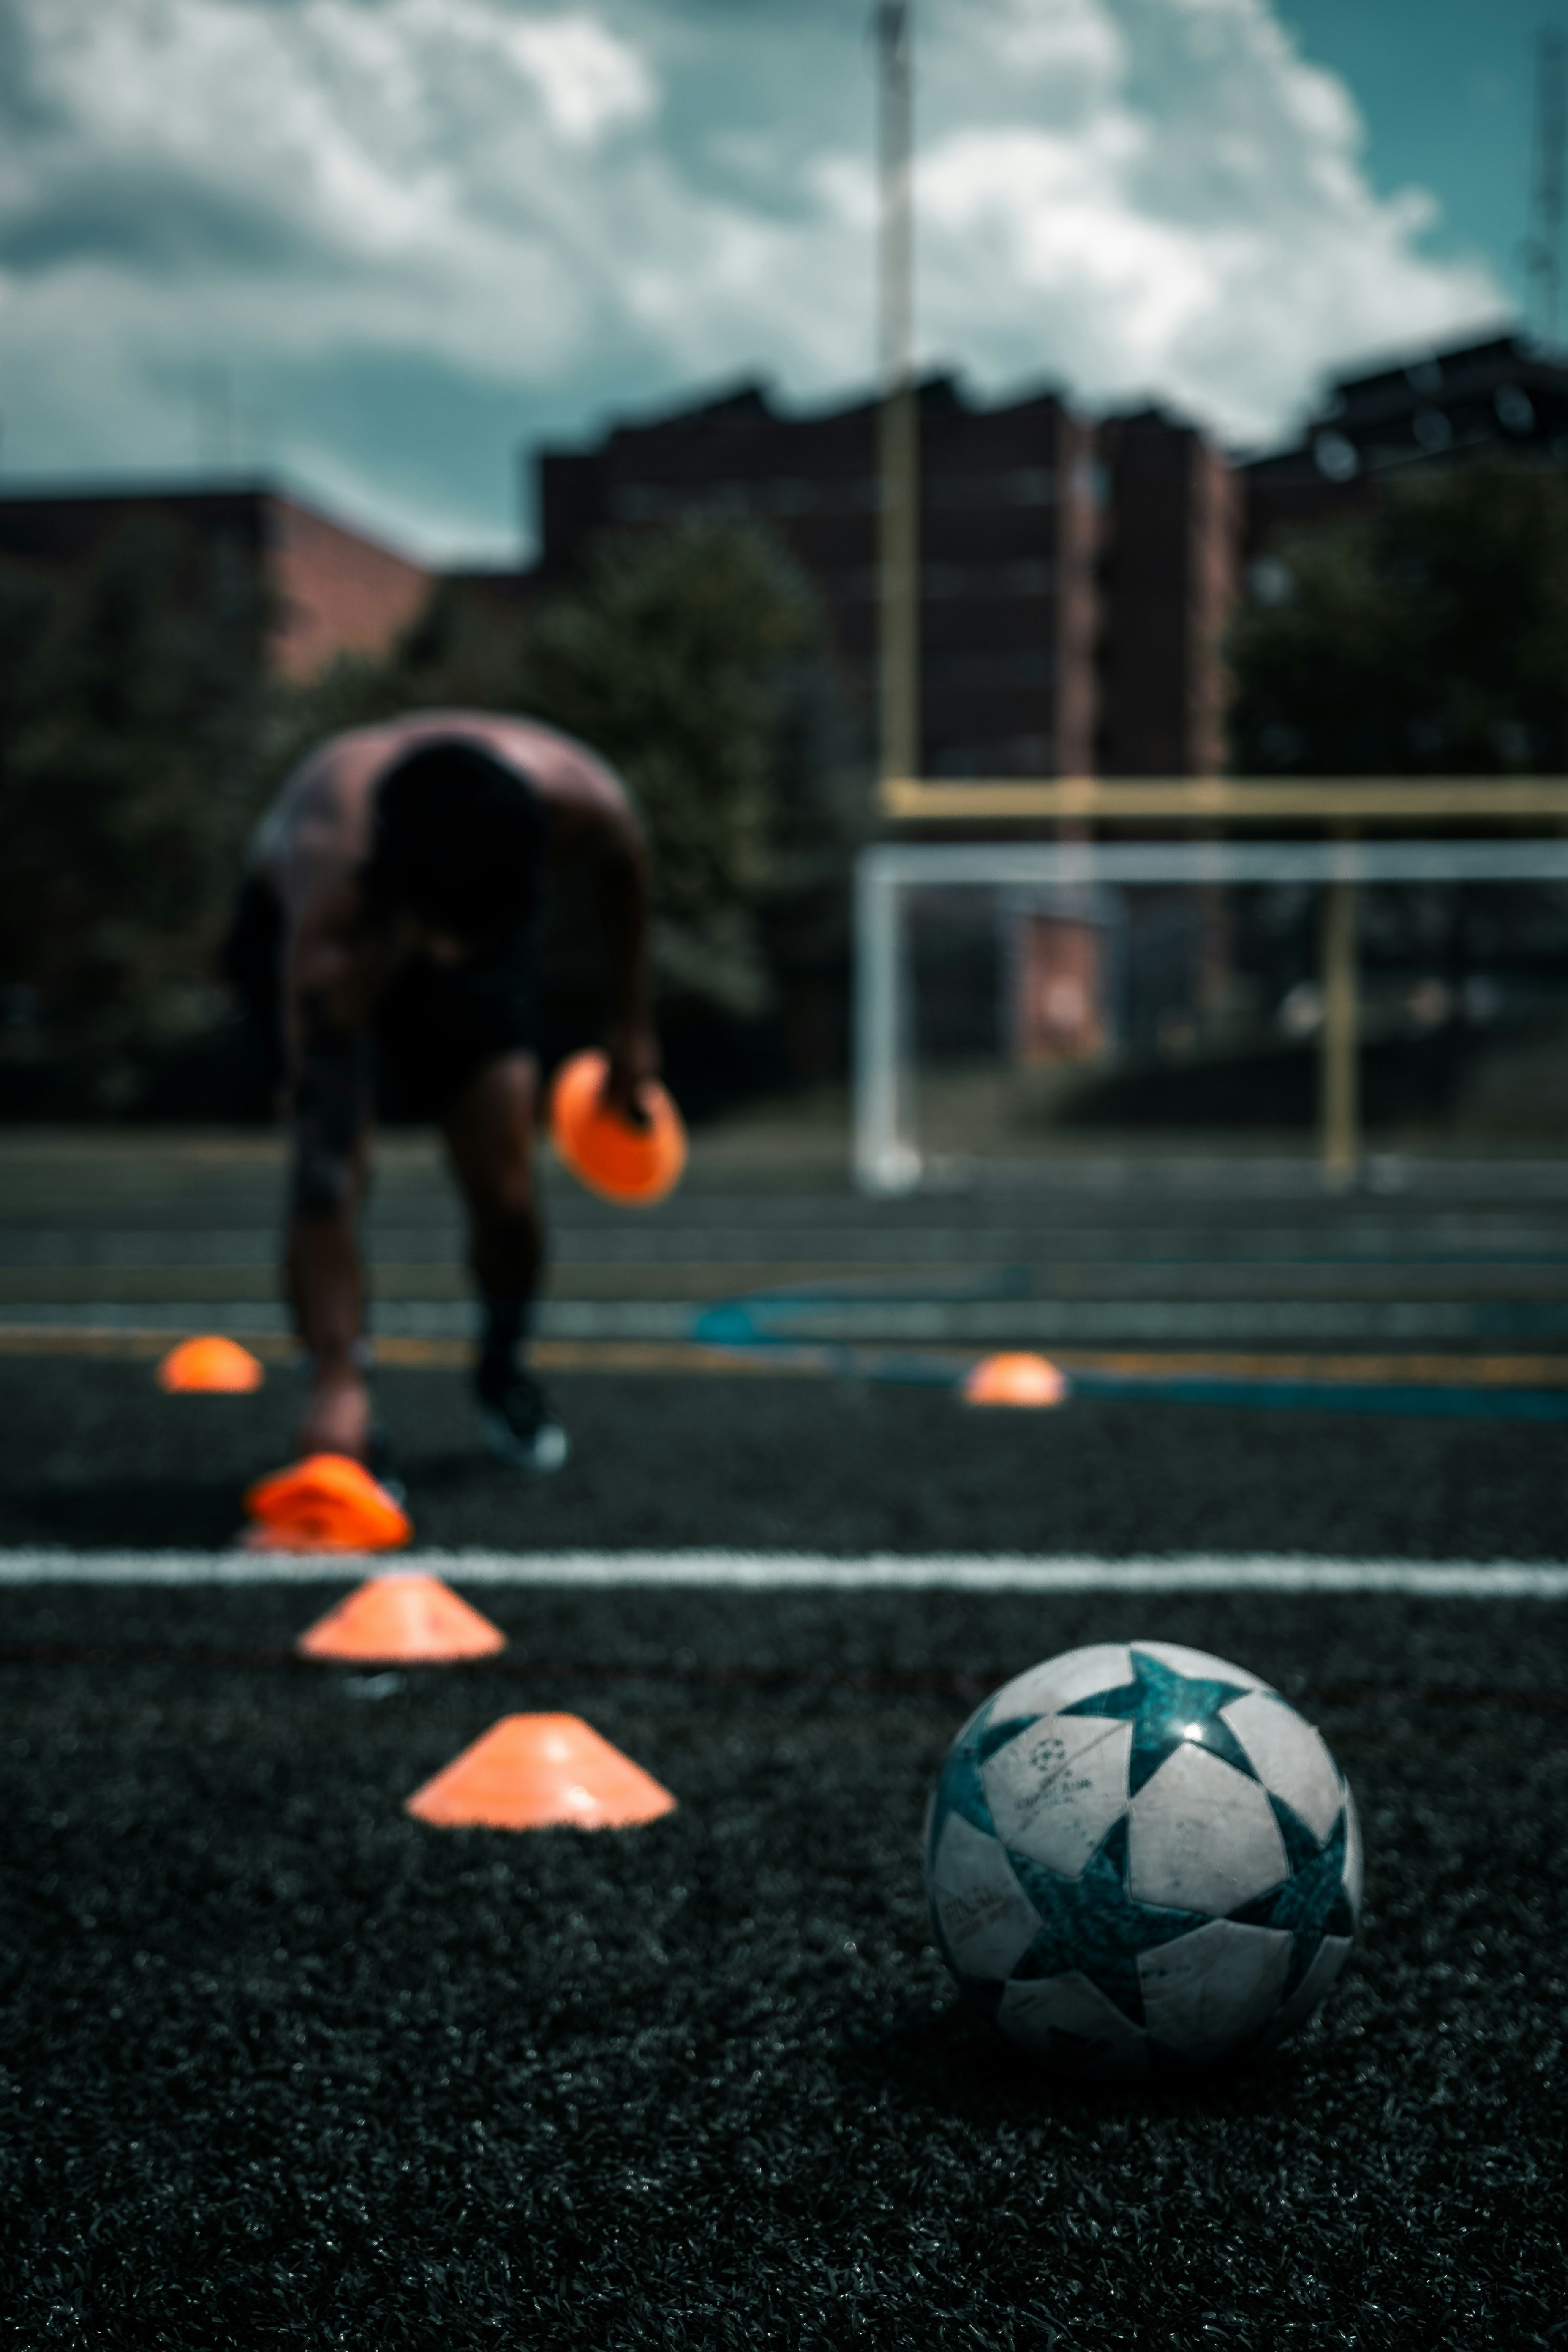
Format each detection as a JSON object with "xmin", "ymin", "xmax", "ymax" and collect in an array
[
  {"xmin": 690, "ymin": 1300, "xmax": 1568, "ymax": 1419},
  {"xmin": 693, "ymin": 1287, "xmax": 1568, "ymax": 1340},
  {"xmin": 1064, "ymin": 1373, "xmax": 1568, "ymax": 1421}
]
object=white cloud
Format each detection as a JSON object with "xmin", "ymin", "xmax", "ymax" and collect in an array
[
  {"xmin": 976, "ymin": 0, "xmax": 1128, "ymax": 93},
  {"xmin": 0, "ymin": 0, "xmax": 1509, "ymax": 559},
  {"xmin": 505, "ymin": 12, "xmax": 657, "ymax": 144},
  {"xmin": 904, "ymin": 0, "xmax": 1503, "ymax": 437}
]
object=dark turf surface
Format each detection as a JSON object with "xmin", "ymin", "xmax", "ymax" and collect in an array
[
  {"xmin": 5, "ymin": 1358, "xmax": 1568, "ymax": 1557},
  {"xmin": 4, "ymin": 1144, "xmax": 1568, "ymax": 2345},
  {"xmin": 1, "ymin": 1581, "xmax": 1565, "ymax": 2349}
]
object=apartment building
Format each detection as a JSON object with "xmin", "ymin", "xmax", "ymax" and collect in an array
[
  {"xmin": 1242, "ymin": 332, "xmax": 1568, "ymax": 559},
  {"xmin": 0, "ymin": 482, "xmax": 430, "ymax": 682},
  {"xmin": 534, "ymin": 376, "xmax": 1235, "ymax": 782}
]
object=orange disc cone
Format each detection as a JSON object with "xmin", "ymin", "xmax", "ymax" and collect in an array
[
  {"xmin": 406, "ymin": 1713, "xmax": 677, "ymax": 1832},
  {"xmin": 242, "ymin": 1452, "xmax": 412, "ymax": 1553},
  {"xmin": 296, "ymin": 1572, "xmax": 504, "ymax": 1663},
  {"xmin": 550, "ymin": 1050, "xmax": 686, "ymax": 1207},
  {"xmin": 158, "ymin": 1335, "xmax": 265, "ymax": 1393},
  {"xmin": 963, "ymin": 1352, "xmax": 1070, "ymax": 1408}
]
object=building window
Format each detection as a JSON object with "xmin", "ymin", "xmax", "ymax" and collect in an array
[
  {"xmin": 926, "ymin": 468, "xmax": 1057, "ymax": 509},
  {"xmin": 918, "ymin": 560, "xmax": 1056, "ymax": 599},
  {"xmin": 761, "ymin": 479, "xmax": 818, "ymax": 515},
  {"xmin": 608, "ymin": 478, "xmax": 773, "ymax": 523},
  {"xmin": 1312, "ymin": 432, "xmax": 1359, "ymax": 482},
  {"xmin": 826, "ymin": 567, "xmax": 879, "ymax": 601},
  {"xmin": 1495, "ymin": 384, "xmax": 1535, "ymax": 434},
  {"xmin": 607, "ymin": 482, "xmax": 675, "ymax": 522},
  {"xmin": 929, "ymin": 736, "xmax": 1055, "ymax": 777},
  {"xmin": 925, "ymin": 651, "xmax": 1054, "ymax": 689},
  {"xmin": 1067, "ymin": 460, "xmax": 1106, "ymax": 510}
]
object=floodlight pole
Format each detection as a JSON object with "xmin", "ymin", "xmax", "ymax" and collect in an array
[
  {"xmin": 877, "ymin": 0, "xmax": 919, "ymax": 790},
  {"xmin": 1530, "ymin": 28, "xmax": 1566, "ymax": 343}
]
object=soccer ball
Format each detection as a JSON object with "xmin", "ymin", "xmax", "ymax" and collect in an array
[{"xmin": 925, "ymin": 1640, "xmax": 1361, "ymax": 2076}]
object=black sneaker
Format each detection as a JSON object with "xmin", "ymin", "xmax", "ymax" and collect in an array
[{"xmin": 477, "ymin": 1371, "xmax": 569, "ymax": 1474}]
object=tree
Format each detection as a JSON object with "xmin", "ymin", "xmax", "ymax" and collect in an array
[
  {"xmin": 0, "ymin": 515, "xmax": 272, "ymax": 1108},
  {"xmin": 1228, "ymin": 457, "xmax": 1568, "ymax": 776},
  {"xmin": 514, "ymin": 517, "xmax": 863, "ymax": 1021},
  {"xmin": 0, "ymin": 509, "xmax": 865, "ymax": 1115}
]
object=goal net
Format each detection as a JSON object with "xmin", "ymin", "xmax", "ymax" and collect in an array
[{"xmin": 852, "ymin": 838, "xmax": 1568, "ymax": 1190}]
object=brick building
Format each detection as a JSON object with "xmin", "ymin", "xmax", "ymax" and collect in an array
[
  {"xmin": 1241, "ymin": 332, "xmax": 1568, "ymax": 561},
  {"xmin": 1095, "ymin": 408, "xmax": 1240, "ymax": 777},
  {"xmin": 534, "ymin": 376, "xmax": 1236, "ymax": 781},
  {"xmin": 0, "ymin": 482, "xmax": 430, "ymax": 682}
]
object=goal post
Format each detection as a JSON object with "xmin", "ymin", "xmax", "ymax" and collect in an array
[{"xmin": 852, "ymin": 837, "xmax": 1568, "ymax": 1192}]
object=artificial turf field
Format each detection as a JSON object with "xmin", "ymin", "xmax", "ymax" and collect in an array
[
  {"xmin": 2, "ymin": 1139, "xmax": 1567, "ymax": 2346},
  {"xmin": 2, "ymin": 1366, "xmax": 1566, "ymax": 2348}
]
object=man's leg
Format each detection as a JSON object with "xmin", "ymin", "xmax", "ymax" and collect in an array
[
  {"xmin": 285, "ymin": 1016, "xmax": 375, "ymax": 1464},
  {"xmin": 287, "ymin": 1174, "xmax": 374, "ymax": 1461},
  {"xmin": 441, "ymin": 1051, "xmax": 566, "ymax": 1470}
]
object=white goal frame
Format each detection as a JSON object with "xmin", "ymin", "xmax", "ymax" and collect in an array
[{"xmin": 853, "ymin": 837, "xmax": 1568, "ymax": 1192}]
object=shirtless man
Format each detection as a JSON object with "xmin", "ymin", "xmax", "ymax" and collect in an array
[{"xmin": 232, "ymin": 712, "xmax": 656, "ymax": 1475}]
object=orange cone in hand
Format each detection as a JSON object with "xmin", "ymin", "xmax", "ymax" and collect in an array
[
  {"xmin": 159, "ymin": 1335, "xmax": 264, "ymax": 1393},
  {"xmin": 243, "ymin": 1452, "xmax": 412, "ymax": 1553},
  {"xmin": 297, "ymin": 1572, "xmax": 504, "ymax": 1663},
  {"xmin": 963, "ymin": 1352, "xmax": 1069, "ymax": 1407},
  {"xmin": 550, "ymin": 1050, "xmax": 686, "ymax": 1206},
  {"xmin": 406, "ymin": 1713, "xmax": 677, "ymax": 1832}
]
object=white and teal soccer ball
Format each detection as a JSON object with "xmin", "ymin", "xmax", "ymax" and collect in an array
[{"xmin": 925, "ymin": 1640, "xmax": 1361, "ymax": 2077}]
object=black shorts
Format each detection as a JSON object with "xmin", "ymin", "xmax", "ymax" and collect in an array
[
  {"xmin": 375, "ymin": 927, "xmax": 540, "ymax": 1117},
  {"xmin": 225, "ymin": 876, "xmax": 540, "ymax": 1122}
]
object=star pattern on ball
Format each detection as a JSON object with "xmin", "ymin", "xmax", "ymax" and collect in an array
[
  {"xmin": 935, "ymin": 1743, "xmax": 994, "ymax": 1841},
  {"xmin": 1059, "ymin": 1649, "xmax": 1260, "ymax": 1797},
  {"xmin": 1231, "ymin": 1796, "xmax": 1352, "ymax": 1995},
  {"xmin": 1009, "ymin": 1818, "xmax": 1203, "ymax": 2026},
  {"xmin": 934, "ymin": 1697, "xmax": 1018, "ymax": 1840}
]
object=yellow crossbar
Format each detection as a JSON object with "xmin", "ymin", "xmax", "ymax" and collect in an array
[{"xmin": 882, "ymin": 776, "xmax": 1568, "ymax": 823}]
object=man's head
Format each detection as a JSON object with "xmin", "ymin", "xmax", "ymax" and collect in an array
[{"xmin": 362, "ymin": 739, "xmax": 546, "ymax": 948}]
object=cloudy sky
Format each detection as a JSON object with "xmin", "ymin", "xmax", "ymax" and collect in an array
[{"xmin": 0, "ymin": 0, "xmax": 1555, "ymax": 563}]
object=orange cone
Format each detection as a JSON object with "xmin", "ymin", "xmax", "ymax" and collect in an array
[
  {"xmin": 406, "ymin": 1713, "xmax": 677, "ymax": 1832},
  {"xmin": 242, "ymin": 1452, "xmax": 412, "ymax": 1553},
  {"xmin": 296, "ymin": 1572, "xmax": 504, "ymax": 1663},
  {"xmin": 963, "ymin": 1351, "xmax": 1070, "ymax": 1408},
  {"xmin": 550, "ymin": 1050, "xmax": 686, "ymax": 1206},
  {"xmin": 158, "ymin": 1335, "xmax": 265, "ymax": 1393}
]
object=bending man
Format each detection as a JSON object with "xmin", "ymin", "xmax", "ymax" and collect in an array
[{"xmin": 233, "ymin": 711, "xmax": 656, "ymax": 1474}]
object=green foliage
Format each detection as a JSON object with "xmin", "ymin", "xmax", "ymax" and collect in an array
[
  {"xmin": 1228, "ymin": 457, "xmax": 1568, "ymax": 776},
  {"xmin": 516, "ymin": 522, "xmax": 823, "ymax": 1010},
  {"xmin": 0, "ymin": 517, "xmax": 272, "ymax": 1105},
  {"xmin": 0, "ymin": 510, "xmax": 863, "ymax": 1113}
]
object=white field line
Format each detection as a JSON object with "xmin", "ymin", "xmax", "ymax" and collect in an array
[{"xmin": 0, "ymin": 1550, "xmax": 1565, "ymax": 1596}]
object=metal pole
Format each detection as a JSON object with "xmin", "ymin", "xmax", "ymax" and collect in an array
[
  {"xmin": 1319, "ymin": 833, "xmax": 1360, "ymax": 1185},
  {"xmin": 854, "ymin": 850, "xmax": 920, "ymax": 1192},
  {"xmin": 1530, "ymin": 28, "xmax": 1566, "ymax": 344},
  {"xmin": 877, "ymin": 1, "xmax": 919, "ymax": 789}
]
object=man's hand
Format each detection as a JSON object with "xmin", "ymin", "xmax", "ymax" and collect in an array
[{"xmin": 602, "ymin": 1019, "xmax": 661, "ymax": 1125}]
